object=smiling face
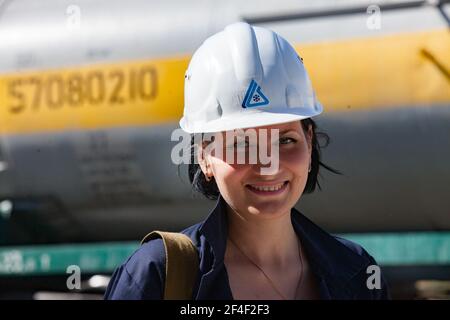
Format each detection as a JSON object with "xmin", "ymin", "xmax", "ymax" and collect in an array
[{"xmin": 199, "ymin": 121, "xmax": 312, "ymax": 221}]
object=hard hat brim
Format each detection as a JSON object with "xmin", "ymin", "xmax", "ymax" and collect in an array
[{"xmin": 180, "ymin": 102, "xmax": 323, "ymax": 133}]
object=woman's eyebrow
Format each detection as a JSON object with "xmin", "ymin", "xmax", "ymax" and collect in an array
[{"xmin": 279, "ymin": 129, "xmax": 298, "ymax": 135}]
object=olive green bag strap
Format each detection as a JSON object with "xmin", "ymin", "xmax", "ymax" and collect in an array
[{"xmin": 141, "ymin": 231, "xmax": 199, "ymax": 300}]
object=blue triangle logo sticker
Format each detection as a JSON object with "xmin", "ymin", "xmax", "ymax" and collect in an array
[{"xmin": 242, "ymin": 80, "xmax": 269, "ymax": 108}]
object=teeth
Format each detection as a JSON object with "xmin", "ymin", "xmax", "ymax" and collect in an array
[{"xmin": 249, "ymin": 182, "xmax": 285, "ymax": 192}]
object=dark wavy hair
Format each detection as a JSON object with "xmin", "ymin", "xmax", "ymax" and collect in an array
[{"xmin": 187, "ymin": 118, "xmax": 340, "ymax": 200}]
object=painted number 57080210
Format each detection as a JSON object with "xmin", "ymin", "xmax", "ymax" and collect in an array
[{"xmin": 7, "ymin": 66, "xmax": 158, "ymax": 114}]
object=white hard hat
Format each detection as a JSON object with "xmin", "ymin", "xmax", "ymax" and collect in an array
[{"xmin": 179, "ymin": 22, "xmax": 323, "ymax": 134}]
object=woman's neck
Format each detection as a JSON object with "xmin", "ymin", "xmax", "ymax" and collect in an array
[{"xmin": 226, "ymin": 204, "xmax": 300, "ymax": 268}]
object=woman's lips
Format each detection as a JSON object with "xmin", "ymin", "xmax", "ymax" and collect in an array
[{"xmin": 245, "ymin": 181, "xmax": 289, "ymax": 196}]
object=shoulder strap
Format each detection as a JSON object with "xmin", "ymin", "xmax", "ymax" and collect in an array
[{"xmin": 141, "ymin": 231, "xmax": 199, "ymax": 300}]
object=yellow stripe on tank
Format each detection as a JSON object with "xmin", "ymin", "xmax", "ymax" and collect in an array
[
  {"xmin": 298, "ymin": 28, "xmax": 450, "ymax": 111},
  {"xmin": 0, "ymin": 57, "xmax": 188, "ymax": 134}
]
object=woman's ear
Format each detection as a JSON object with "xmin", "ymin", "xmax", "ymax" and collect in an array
[{"xmin": 197, "ymin": 141, "xmax": 213, "ymax": 179}]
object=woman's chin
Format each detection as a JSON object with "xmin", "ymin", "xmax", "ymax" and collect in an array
[{"xmin": 246, "ymin": 204, "xmax": 290, "ymax": 220}]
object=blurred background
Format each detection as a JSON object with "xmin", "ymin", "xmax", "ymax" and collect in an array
[{"xmin": 0, "ymin": 0, "xmax": 449, "ymax": 299}]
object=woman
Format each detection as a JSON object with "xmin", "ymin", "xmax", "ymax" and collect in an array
[{"xmin": 105, "ymin": 22, "xmax": 390, "ymax": 300}]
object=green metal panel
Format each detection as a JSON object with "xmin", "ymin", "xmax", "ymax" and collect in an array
[
  {"xmin": 0, "ymin": 232, "xmax": 449, "ymax": 276},
  {"xmin": 0, "ymin": 242, "xmax": 138, "ymax": 276},
  {"xmin": 341, "ymin": 232, "xmax": 450, "ymax": 266}
]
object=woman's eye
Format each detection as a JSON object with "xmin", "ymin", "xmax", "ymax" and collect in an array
[
  {"xmin": 234, "ymin": 137, "xmax": 250, "ymax": 148},
  {"xmin": 279, "ymin": 137, "xmax": 297, "ymax": 144},
  {"xmin": 225, "ymin": 140, "xmax": 248, "ymax": 149}
]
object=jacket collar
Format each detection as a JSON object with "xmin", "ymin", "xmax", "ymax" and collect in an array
[
  {"xmin": 197, "ymin": 195, "xmax": 369, "ymax": 299},
  {"xmin": 198, "ymin": 194, "xmax": 229, "ymax": 265}
]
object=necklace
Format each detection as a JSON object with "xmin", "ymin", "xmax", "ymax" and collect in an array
[{"xmin": 228, "ymin": 236, "xmax": 304, "ymax": 300}]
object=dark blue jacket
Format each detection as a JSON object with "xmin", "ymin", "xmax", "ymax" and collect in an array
[{"xmin": 105, "ymin": 195, "xmax": 390, "ymax": 300}]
